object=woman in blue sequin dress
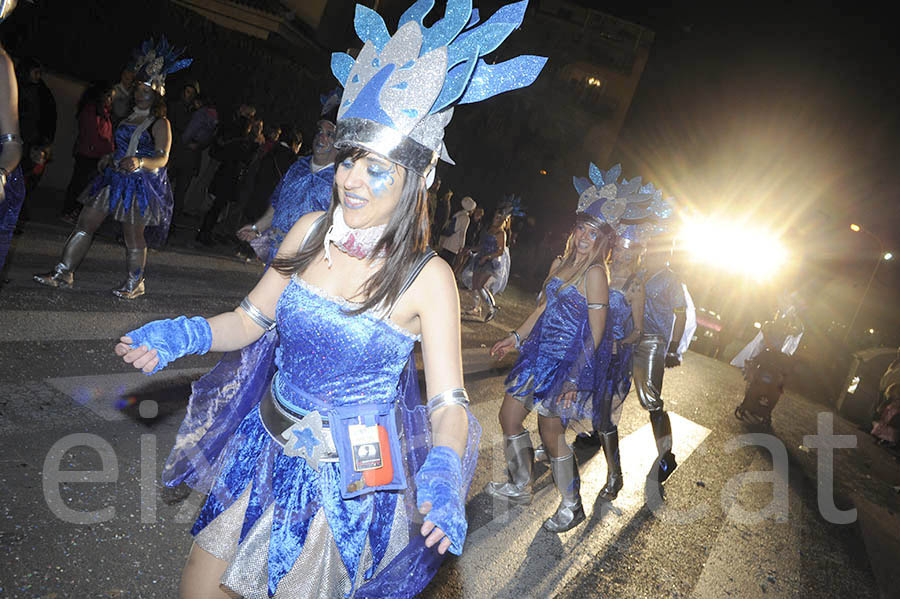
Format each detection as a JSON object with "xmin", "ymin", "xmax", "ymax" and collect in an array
[
  {"xmin": 485, "ymin": 214, "xmax": 616, "ymax": 533},
  {"xmin": 0, "ymin": 35, "xmax": 25, "ymax": 277},
  {"xmin": 117, "ymin": 148, "xmax": 480, "ymax": 598},
  {"xmin": 34, "ymin": 60, "xmax": 177, "ymax": 299}
]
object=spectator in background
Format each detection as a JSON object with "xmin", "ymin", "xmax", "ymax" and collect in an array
[
  {"xmin": 438, "ymin": 195, "xmax": 476, "ymax": 266},
  {"xmin": 431, "ymin": 187, "xmax": 452, "ymax": 244},
  {"xmin": 249, "ymin": 116, "xmax": 264, "ymax": 145},
  {"xmin": 167, "ymin": 81, "xmax": 199, "ymax": 142},
  {"xmin": 456, "ymin": 205, "xmax": 484, "ymax": 275},
  {"xmin": 110, "ymin": 66, "xmax": 134, "ymax": 126},
  {"xmin": 196, "ymin": 115, "xmax": 255, "ymax": 246},
  {"xmin": 170, "ymin": 94, "xmax": 218, "ymax": 223},
  {"xmin": 242, "ymin": 123, "xmax": 300, "ymax": 225},
  {"xmin": 17, "ymin": 57, "xmax": 56, "ymax": 154},
  {"xmin": 61, "ymin": 80, "xmax": 115, "ymax": 223}
]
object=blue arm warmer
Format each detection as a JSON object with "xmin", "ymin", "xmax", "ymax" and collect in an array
[
  {"xmin": 415, "ymin": 445, "xmax": 466, "ymax": 555},
  {"xmin": 126, "ymin": 316, "xmax": 213, "ymax": 375}
]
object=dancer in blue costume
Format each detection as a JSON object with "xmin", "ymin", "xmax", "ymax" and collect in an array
[
  {"xmin": 237, "ymin": 119, "xmax": 337, "ymax": 266},
  {"xmin": 461, "ymin": 205, "xmax": 510, "ymax": 321},
  {"xmin": 0, "ymin": 0, "xmax": 25, "ymax": 278},
  {"xmin": 624, "ymin": 184, "xmax": 685, "ymax": 484},
  {"xmin": 485, "ymin": 164, "xmax": 628, "ymax": 533},
  {"xmin": 34, "ymin": 38, "xmax": 191, "ymax": 298},
  {"xmin": 116, "ymin": 2, "xmax": 545, "ymax": 597}
]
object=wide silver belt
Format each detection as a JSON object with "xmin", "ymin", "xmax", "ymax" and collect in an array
[{"xmin": 258, "ymin": 385, "xmax": 339, "ymax": 469}]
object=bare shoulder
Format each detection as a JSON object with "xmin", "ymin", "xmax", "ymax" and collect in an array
[
  {"xmin": 408, "ymin": 255, "xmax": 457, "ymax": 309},
  {"xmin": 585, "ymin": 263, "xmax": 609, "ymax": 288},
  {"xmin": 152, "ymin": 117, "xmax": 171, "ymax": 133}
]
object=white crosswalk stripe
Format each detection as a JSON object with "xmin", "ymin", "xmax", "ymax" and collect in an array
[{"xmin": 451, "ymin": 413, "xmax": 711, "ymax": 598}]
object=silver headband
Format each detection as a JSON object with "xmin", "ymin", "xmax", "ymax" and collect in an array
[{"xmin": 335, "ymin": 118, "xmax": 438, "ymax": 178}]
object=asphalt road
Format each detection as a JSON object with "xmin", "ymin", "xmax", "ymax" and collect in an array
[{"xmin": 1, "ymin": 220, "xmax": 893, "ymax": 598}]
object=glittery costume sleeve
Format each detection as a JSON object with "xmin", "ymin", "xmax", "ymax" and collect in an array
[{"xmin": 0, "ymin": 161, "xmax": 25, "ymax": 273}]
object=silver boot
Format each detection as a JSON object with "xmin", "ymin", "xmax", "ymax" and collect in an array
[
  {"xmin": 543, "ymin": 452, "xmax": 585, "ymax": 533},
  {"xmin": 112, "ymin": 247, "xmax": 147, "ymax": 299},
  {"xmin": 34, "ymin": 230, "xmax": 93, "ymax": 288},
  {"xmin": 482, "ymin": 287, "xmax": 498, "ymax": 322},
  {"xmin": 485, "ymin": 430, "xmax": 534, "ymax": 505}
]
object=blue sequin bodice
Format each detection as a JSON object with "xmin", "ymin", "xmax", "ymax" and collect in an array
[
  {"xmin": 534, "ymin": 277, "xmax": 587, "ymax": 360},
  {"xmin": 112, "ymin": 121, "xmax": 156, "ymax": 161},
  {"xmin": 273, "ymin": 276, "xmax": 417, "ymax": 411}
]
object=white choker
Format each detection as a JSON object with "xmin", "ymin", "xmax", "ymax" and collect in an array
[{"xmin": 322, "ymin": 205, "xmax": 387, "ymax": 265}]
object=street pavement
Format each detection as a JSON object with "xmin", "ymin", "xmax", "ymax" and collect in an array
[{"xmin": 1, "ymin": 208, "xmax": 898, "ymax": 598}]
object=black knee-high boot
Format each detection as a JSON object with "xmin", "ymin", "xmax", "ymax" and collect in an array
[
  {"xmin": 598, "ymin": 429, "xmax": 623, "ymax": 500},
  {"xmin": 649, "ymin": 410, "xmax": 677, "ymax": 482}
]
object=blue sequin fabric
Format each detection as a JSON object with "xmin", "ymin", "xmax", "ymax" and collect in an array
[
  {"xmin": 643, "ymin": 268, "xmax": 686, "ymax": 343},
  {"xmin": 273, "ymin": 276, "xmax": 417, "ymax": 411},
  {"xmin": 592, "ymin": 288, "xmax": 634, "ymax": 431},
  {"xmin": 174, "ymin": 273, "xmax": 481, "ymax": 597},
  {"xmin": 81, "ymin": 121, "xmax": 173, "ymax": 236},
  {"xmin": 0, "ymin": 159, "xmax": 25, "ymax": 272},
  {"xmin": 505, "ymin": 277, "xmax": 614, "ymax": 426},
  {"xmin": 267, "ymin": 156, "xmax": 334, "ymax": 263}
]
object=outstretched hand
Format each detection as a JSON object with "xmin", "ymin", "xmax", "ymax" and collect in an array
[
  {"xmin": 490, "ymin": 335, "xmax": 516, "ymax": 359},
  {"xmin": 115, "ymin": 336, "xmax": 161, "ymax": 374},
  {"xmin": 236, "ymin": 224, "xmax": 258, "ymax": 242}
]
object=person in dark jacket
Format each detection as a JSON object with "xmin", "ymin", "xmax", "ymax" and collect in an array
[
  {"xmin": 242, "ymin": 123, "xmax": 301, "ymax": 224},
  {"xmin": 196, "ymin": 115, "xmax": 255, "ymax": 245},
  {"xmin": 61, "ymin": 81, "xmax": 116, "ymax": 221},
  {"xmin": 17, "ymin": 58, "xmax": 57, "ymax": 151},
  {"xmin": 170, "ymin": 94, "xmax": 217, "ymax": 221}
]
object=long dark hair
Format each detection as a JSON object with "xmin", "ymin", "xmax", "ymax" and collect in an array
[{"xmin": 273, "ymin": 147, "xmax": 430, "ymax": 315}]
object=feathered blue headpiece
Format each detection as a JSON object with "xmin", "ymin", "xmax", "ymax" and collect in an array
[
  {"xmin": 331, "ymin": 0, "xmax": 547, "ymax": 180},
  {"xmin": 613, "ymin": 180, "xmax": 675, "ymax": 248},
  {"xmin": 132, "ymin": 37, "xmax": 192, "ymax": 97},
  {"xmin": 572, "ymin": 163, "xmax": 629, "ymax": 228}
]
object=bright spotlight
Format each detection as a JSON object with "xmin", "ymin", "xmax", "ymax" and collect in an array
[
  {"xmin": 753, "ymin": 322, "xmax": 762, "ymax": 329},
  {"xmin": 850, "ymin": 223, "xmax": 861, "ymax": 232},
  {"xmin": 885, "ymin": 252, "xmax": 893, "ymax": 261},
  {"xmin": 680, "ymin": 218, "xmax": 788, "ymax": 280}
]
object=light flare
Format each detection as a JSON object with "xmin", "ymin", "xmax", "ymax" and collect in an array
[{"xmin": 680, "ymin": 218, "xmax": 788, "ymax": 280}]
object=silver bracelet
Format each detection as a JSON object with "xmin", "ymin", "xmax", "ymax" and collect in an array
[
  {"xmin": 587, "ymin": 302, "xmax": 608, "ymax": 310},
  {"xmin": 510, "ymin": 330, "xmax": 521, "ymax": 348},
  {"xmin": 427, "ymin": 387, "xmax": 469, "ymax": 415},
  {"xmin": 0, "ymin": 133, "xmax": 23, "ymax": 145},
  {"xmin": 239, "ymin": 297, "xmax": 276, "ymax": 331}
]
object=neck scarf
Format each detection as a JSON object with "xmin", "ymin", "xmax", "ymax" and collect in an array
[{"xmin": 322, "ymin": 205, "xmax": 387, "ymax": 266}]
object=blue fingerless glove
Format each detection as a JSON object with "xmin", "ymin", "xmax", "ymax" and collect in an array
[
  {"xmin": 126, "ymin": 316, "xmax": 213, "ymax": 375},
  {"xmin": 415, "ymin": 445, "xmax": 466, "ymax": 555}
]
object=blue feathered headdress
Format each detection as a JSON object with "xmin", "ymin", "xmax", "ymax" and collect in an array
[
  {"xmin": 132, "ymin": 37, "xmax": 192, "ymax": 96},
  {"xmin": 330, "ymin": 0, "xmax": 547, "ymax": 179}
]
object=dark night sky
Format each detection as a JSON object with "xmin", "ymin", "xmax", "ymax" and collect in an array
[
  {"xmin": 600, "ymin": 1, "xmax": 899, "ymax": 244},
  {"xmin": 545, "ymin": 1, "xmax": 899, "ymax": 336}
]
